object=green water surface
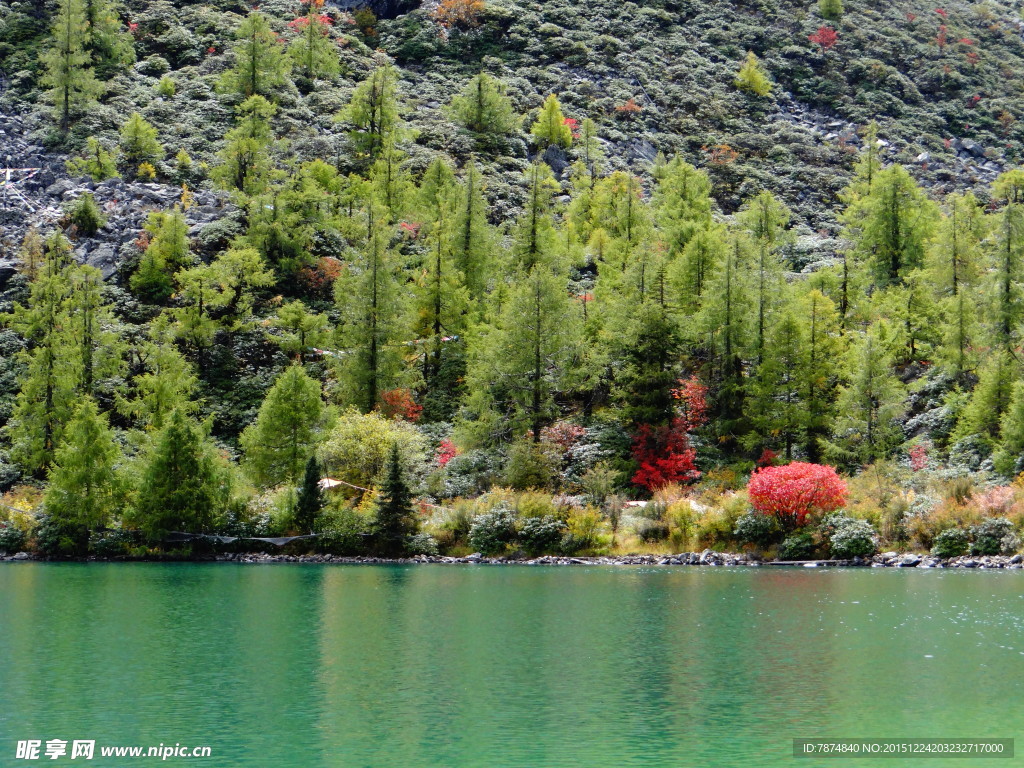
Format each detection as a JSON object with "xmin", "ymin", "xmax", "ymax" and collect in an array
[{"xmin": 1, "ymin": 564, "xmax": 1022, "ymax": 767}]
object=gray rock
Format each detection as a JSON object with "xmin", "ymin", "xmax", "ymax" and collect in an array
[
  {"xmin": 1010, "ymin": 554, "xmax": 1022, "ymax": 564},
  {"xmin": 11, "ymin": 552, "xmax": 29, "ymax": 560},
  {"xmin": 899, "ymin": 553, "xmax": 921, "ymax": 567}
]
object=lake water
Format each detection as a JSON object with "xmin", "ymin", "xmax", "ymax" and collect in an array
[{"xmin": 1, "ymin": 564, "xmax": 1022, "ymax": 767}]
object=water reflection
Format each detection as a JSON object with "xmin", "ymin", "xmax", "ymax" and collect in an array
[{"xmin": 1, "ymin": 565, "xmax": 1021, "ymax": 767}]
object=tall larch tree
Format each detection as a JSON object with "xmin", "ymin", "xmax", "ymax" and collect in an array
[
  {"xmin": 43, "ymin": 0, "xmax": 102, "ymax": 133},
  {"xmin": 220, "ymin": 11, "xmax": 292, "ymax": 101},
  {"xmin": 240, "ymin": 364, "xmax": 330, "ymax": 487}
]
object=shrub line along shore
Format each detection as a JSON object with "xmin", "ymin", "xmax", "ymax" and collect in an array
[{"xmin": 4, "ymin": 551, "xmax": 1024, "ymax": 569}]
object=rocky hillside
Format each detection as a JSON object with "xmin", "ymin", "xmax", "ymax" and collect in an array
[{"xmin": 2, "ymin": 0, "xmax": 1024, "ymax": 262}]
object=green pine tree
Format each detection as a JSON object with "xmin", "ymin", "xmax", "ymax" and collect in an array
[
  {"xmin": 220, "ymin": 11, "xmax": 292, "ymax": 100},
  {"xmin": 131, "ymin": 409, "xmax": 228, "ymax": 539},
  {"xmin": 212, "ymin": 95, "xmax": 279, "ymax": 197},
  {"xmin": 42, "ymin": 0, "xmax": 103, "ymax": 133},
  {"xmin": 827, "ymin": 321, "xmax": 906, "ymax": 464},
  {"xmin": 288, "ymin": 1, "xmax": 340, "ymax": 83},
  {"xmin": 294, "ymin": 454, "xmax": 325, "ymax": 533},
  {"xmin": 450, "ymin": 72, "xmax": 519, "ymax": 142},
  {"xmin": 993, "ymin": 381, "xmax": 1024, "ymax": 477},
  {"xmin": 240, "ymin": 364, "xmax": 330, "ymax": 488},
  {"xmin": 338, "ymin": 63, "xmax": 403, "ymax": 161},
  {"xmin": 734, "ymin": 51, "xmax": 772, "ymax": 96},
  {"xmin": 844, "ymin": 164, "xmax": 939, "ymax": 287},
  {"xmin": 118, "ymin": 112, "xmax": 163, "ymax": 176},
  {"xmin": 373, "ymin": 442, "xmax": 417, "ymax": 556},
  {"xmin": 529, "ymin": 93, "xmax": 572, "ymax": 149},
  {"xmin": 44, "ymin": 397, "xmax": 122, "ymax": 539}
]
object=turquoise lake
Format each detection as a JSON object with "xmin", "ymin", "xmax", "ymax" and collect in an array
[{"xmin": 1, "ymin": 564, "xmax": 1022, "ymax": 766}]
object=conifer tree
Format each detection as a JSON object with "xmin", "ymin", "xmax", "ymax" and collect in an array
[
  {"xmin": 988, "ymin": 170, "xmax": 1024, "ymax": 352},
  {"xmin": 373, "ymin": 443, "xmax": 416, "ymax": 556},
  {"xmin": 132, "ymin": 409, "xmax": 227, "ymax": 538},
  {"xmin": 734, "ymin": 51, "xmax": 772, "ymax": 96},
  {"xmin": 294, "ymin": 455, "xmax": 325, "ymax": 533},
  {"xmin": 5, "ymin": 233, "xmax": 78, "ymax": 474},
  {"xmin": 828, "ymin": 321, "xmax": 906, "ymax": 464},
  {"xmin": 268, "ymin": 300, "xmax": 329, "ymax": 362},
  {"xmin": 669, "ymin": 222, "xmax": 726, "ymax": 316},
  {"xmin": 845, "ymin": 164, "xmax": 938, "ymax": 286},
  {"xmin": 82, "ymin": 0, "xmax": 134, "ymax": 76},
  {"xmin": 529, "ymin": 94, "xmax": 572, "ymax": 149},
  {"xmin": 240, "ymin": 364, "xmax": 329, "ymax": 487},
  {"xmin": 615, "ymin": 302, "xmax": 680, "ymax": 427},
  {"xmin": 801, "ymin": 289, "xmax": 843, "ymax": 462},
  {"xmin": 510, "ymin": 161, "xmax": 560, "ymax": 272},
  {"xmin": 745, "ymin": 305, "xmax": 806, "ymax": 459},
  {"xmin": 288, "ymin": 0, "xmax": 339, "ymax": 82},
  {"xmin": 220, "ymin": 11, "xmax": 292, "ymax": 101},
  {"xmin": 994, "ymin": 382, "xmax": 1024, "ymax": 477},
  {"xmin": 818, "ymin": 0, "xmax": 843, "ymax": 21},
  {"xmin": 130, "ymin": 207, "xmax": 193, "ymax": 304},
  {"xmin": 739, "ymin": 190, "xmax": 790, "ymax": 359},
  {"xmin": 42, "ymin": 0, "xmax": 102, "ymax": 133},
  {"xmin": 66, "ymin": 136, "xmax": 119, "ymax": 181},
  {"xmin": 697, "ymin": 230, "xmax": 752, "ymax": 441},
  {"xmin": 954, "ymin": 350, "xmax": 1017, "ymax": 444},
  {"xmin": 368, "ymin": 140, "xmax": 414, "ymax": 220},
  {"xmin": 340, "ymin": 63, "xmax": 403, "ymax": 160},
  {"xmin": 465, "ymin": 263, "xmax": 578, "ymax": 442},
  {"xmin": 449, "ymin": 72, "xmax": 519, "ymax": 141},
  {"xmin": 68, "ymin": 264, "xmax": 123, "ymax": 397},
  {"xmin": 117, "ymin": 112, "xmax": 163, "ymax": 175},
  {"xmin": 44, "ymin": 397, "xmax": 122, "ymax": 538},
  {"xmin": 333, "ymin": 203, "xmax": 407, "ymax": 411},
  {"xmin": 412, "ymin": 159, "xmax": 472, "ymax": 391},
  {"xmin": 116, "ymin": 316, "xmax": 199, "ymax": 431},
  {"xmin": 213, "ymin": 95, "xmax": 279, "ymax": 196},
  {"xmin": 452, "ymin": 160, "xmax": 494, "ymax": 300},
  {"xmin": 653, "ymin": 157, "xmax": 713, "ymax": 258}
]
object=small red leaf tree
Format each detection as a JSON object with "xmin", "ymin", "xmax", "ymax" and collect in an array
[
  {"xmin": 808, "ymin": 26, "xmax": 838, "ymax": 51},
  {"xmin": 631, "ymin": 376, "xmax": 708, "ymax": 492},
  {"xmin": 747, "ymin": 462, "xmax": 848, "ymax": 528}
]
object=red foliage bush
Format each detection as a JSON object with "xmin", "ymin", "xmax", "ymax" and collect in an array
[
  {"xmin": 297, "ymin": 257, "xmax": 343, "ymax": 300},
  {"xmin": 436, "ymin": 439, "xmax": 458, "ymax": 467},
  {"xmin": 379, "ymin": 389, "xmax": 422, "ymax": 422},
  {"xmin": 631, "ymin": 419, "xmax": 700, "ymax": 492},
  {"xmin": 747, "ymin": 462, "xmax": 847, "ymax": 526},
  {"xmin": 672, "ymin": 375, "xmax": 708, "ymax": 432},
  {"xmin": 808, "ymin": 26, "xmax": 838, "ymax": 50}
]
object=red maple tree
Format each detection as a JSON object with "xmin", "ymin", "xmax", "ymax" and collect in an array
[
  {"xmin": 748, "ymin": 462, "xmax": 847, "ymax": 527},
  {"xmin": 808, "ymin": 26, "xmax": 838, "ymax": 51},
  {"xmin": 631, "ymin": 420, "xmax": 700, "ymax": 492},
  {"xmin": 379, "ymin": 389, "xmax": 422, "ymax": 422}
]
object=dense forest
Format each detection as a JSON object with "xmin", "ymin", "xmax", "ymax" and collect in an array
[{"xmin": 3, "ymin": 0, "xmax": 1024, "ymax": 561}]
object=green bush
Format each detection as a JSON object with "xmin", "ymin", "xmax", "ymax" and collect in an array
[
  {"xmin": 468, "ymin": 505, "xmax": 518, "ymax": 555},
  {"xmin": 829, "ymin": 517, "xmax": 878, "ymax": 559},
  {"xmin": 65, "ymin": 193, "xmax": 106, "ymax": 235},
  {"xmin": 405, "ymin": 532, "xmax": 439, "ymax": 556},
  {"xmin": 635, "ymin": 518, "xmax": 670, "ymax": 543},
  {"xmin": 931, "ymin": 528, "xmax": 969, "ymax": 559},
  {"xmin": 31, "ymin": 514, "xmax": 86, "ymax": 557},
  {"xmin": 90, "ymin": 528, "xmax": 144, "ymax": 558},
  {"xmin": 778, "ymin": 532, "xmax": 816, "ymax": 561},
  {"xmin": 733, "ymin": 511, "xmax": 783, "ymax": 547},
  {"xmin": 0, "ymin": 522, "xmax": 27, "ymax": 553},
  {"xmin": 518, "ymin": 515, "xmax": 566, "ymax": 555},
  {"xmin": 316, "ymin": 507, "xmax": 370, "ymax": 555},
  {"xmin": 970, "ymin": 518, "xmax": 1021, "ymax": 556}
]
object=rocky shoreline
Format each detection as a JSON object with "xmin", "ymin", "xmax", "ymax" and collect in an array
[{"xmin": 4, "ymin": 550, "xmax": 1024, "ymax": 568}]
